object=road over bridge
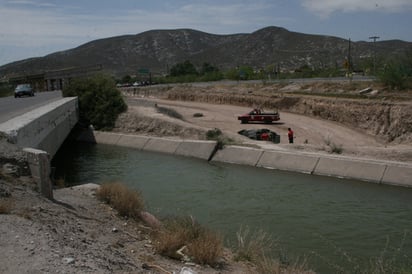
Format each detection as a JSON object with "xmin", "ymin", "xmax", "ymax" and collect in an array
[
  {"xmin": 0, "ymin": 91, "xmax": 63, "ymax": 123},
  {"xmin": 0, "ymin": 92, "xmax": 79, "ymax": 198}
]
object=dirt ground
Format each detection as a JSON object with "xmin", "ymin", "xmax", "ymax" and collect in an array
[{"xmin": 117, "ymin": 95, "xmax": 412, "ymax": 164}]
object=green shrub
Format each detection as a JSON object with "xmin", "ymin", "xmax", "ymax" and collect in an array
[
  {"xmin": 0, "ymin": 83, "xmax": 13, "ymax": 98},
  {"xmin": 379, "ymin": 51, "xmax": 412, "ymax": 90},
  {"xmin": 62, "ymin": 74, "xmax": 127, "ymax": 130}
]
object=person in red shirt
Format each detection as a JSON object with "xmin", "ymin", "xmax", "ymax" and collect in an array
[{"xmin": 288, "ymin": 128, "xmax": 294, "ymax": 143}]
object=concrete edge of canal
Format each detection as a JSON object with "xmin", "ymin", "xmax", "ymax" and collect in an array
[{"xmin": 77, "ymin": 130, "xmax": 412, "ymax": 188}]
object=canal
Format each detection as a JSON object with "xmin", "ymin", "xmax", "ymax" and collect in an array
[{"xmin": 52, "ymin": 142, "xmax": 412, "ymax": 273}]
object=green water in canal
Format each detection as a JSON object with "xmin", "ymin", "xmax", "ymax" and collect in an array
[{"xmin": 53, "ymin": 142, "xmax": 412, "ymax": 273}]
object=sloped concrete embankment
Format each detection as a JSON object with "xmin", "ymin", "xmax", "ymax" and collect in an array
[{"xmin": 80, "ymin": 131, "xmax": 412, "ymax": 188}]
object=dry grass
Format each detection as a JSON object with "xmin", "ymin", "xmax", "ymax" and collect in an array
[
  {"xmin": 0, "ymin": 199, "xmax": 12, "ymax": 214},
  {"xmin": 152, "ymin": 216, "xmax": 224, "ymax": 266},
  {"xmin": 234, "ymin": 226, "xmax": 314, "ymax": 274},
  {"xmin": 96, "ymin": 182, "xmax": 144, "ymax": 219},
  {"xmin": 234, "ymin": 226, "xmax": 274, "ymax": 263}
]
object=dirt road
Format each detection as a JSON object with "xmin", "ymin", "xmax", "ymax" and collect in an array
[{"xmin": 121, "ymin": 97, "xmax": 412, "ymax": 163}]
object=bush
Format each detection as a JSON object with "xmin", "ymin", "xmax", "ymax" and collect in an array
[
  {"xmin": 379, "ymin": 51, "xmax": 412, "ymax": 90},
  {"xmin": 155, "ymin": 105, "xmax": 183, "ymax": 120},
  {"xmin": 170, "ymin": 61, "xmax": 198, "ymax": 77},
  {"xmin": 152, "ymin": 216, "xmax": 223, "ymax": 266},
  {"xmin": 96, "ymin": 182, "xmax": 144, "ymax": 219},
  {"xmin": 234, "ymin": 226, "xmax": 314, "ymax": 274},
  {"xmin": 62, "ymin": 74, "xmax": 127, "ymax": 130},
  {"xmin": 206, "ymin": 128, "xmax": 236, "ymax": 149},
  {"xmin": 0, "ymin": 83, "xmax": 13, "ymax": 98},
  {"xmin": 206, "ymin": 128, "xmax": 222, "ymax": 140}
]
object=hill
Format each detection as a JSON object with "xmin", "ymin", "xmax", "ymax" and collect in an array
[{"xmin": 0, "ymin": 26, "xmax": 411, "ymax": 77}]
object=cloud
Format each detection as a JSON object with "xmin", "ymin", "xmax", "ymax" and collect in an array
[
  {"xmin": 302, "ymin": 0, "xmax": 412, "ymax": 17},
  {"xmin": 6, "ymin": 0, "xmax": 57, "ymax": 8}
]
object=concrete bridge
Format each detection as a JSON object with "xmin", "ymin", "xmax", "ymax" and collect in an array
[
  {"xmin": 1, "ymin": 95, "xmax": 411, "ymax": 196},
  {"xmin": 0, "ymin": 97, "xmax": 79, "ymax": 198}
]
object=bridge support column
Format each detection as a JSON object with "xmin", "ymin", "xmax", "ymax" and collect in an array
[{"xmin": 24, "ymin": 148, "xmax": 53, "ymax": 199}]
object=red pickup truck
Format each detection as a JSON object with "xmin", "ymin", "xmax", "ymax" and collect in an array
[{"xmin": 238, "ymin": 108, "xmax": 280, "ymax": 124}]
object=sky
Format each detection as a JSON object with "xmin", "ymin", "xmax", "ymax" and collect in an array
[{"xmin": 0, "ymin": 0, "xmax": 411, "ymax": 66}]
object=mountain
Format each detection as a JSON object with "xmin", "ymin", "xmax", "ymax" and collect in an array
[{"xmin": 1, "ymin": 26, "xmax": 411, "ymax": 78}]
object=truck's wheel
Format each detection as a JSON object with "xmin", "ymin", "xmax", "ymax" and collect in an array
[{"xmin": 241, "ymin": 119, "xmax": 248, "ymax": 124}]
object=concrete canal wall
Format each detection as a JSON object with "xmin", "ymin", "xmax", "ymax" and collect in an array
[{"xmin": 82, "ymin": 131, "xmax": 412, "ymax": 188}]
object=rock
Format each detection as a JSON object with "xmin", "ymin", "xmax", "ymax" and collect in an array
[
  {"xmin": 139, "ymin": 211, "xmax": 162, "ymax": 228},
  {"xmin": 180, "ymin": 267, "xmax": 197, "ymax": 274},
  {"xmin": 358, "ymin": 87, "xmax": 373, "ymax": 94},
  {"xmin": 0, "ymin": 186, "xmax": 11, "ymax": 198},
  {"xmin": 62, "ymin": 257, "xmax": 75, "ymax": 264},
  {"xmin": 2, "ymin": 163, "xmax": 19, "ymax": 177}
]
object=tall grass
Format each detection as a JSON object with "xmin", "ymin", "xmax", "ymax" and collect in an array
[
  {"xmin": 96, "ymin": 182, "xmax": 144, "ymax": 219},
  {"xmin": 234, "ymin": 226, "xmax": 314, "ymax": 274},
  {"xmin": 312, "ymin": 232, "xmax": 412, "ymax": 273},
  {"xmin": 152, "ymin": 216, "xmax": 224, "ymax": 266}
]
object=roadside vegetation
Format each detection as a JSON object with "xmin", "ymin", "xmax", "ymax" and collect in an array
[
  {"xmin": 116, "ymin": 51, "xmax": 412, "ymax": 94},
  {"xmin": 62, "ymin": 74, "xmax": 127, "ymax": 130},
  {"xmin": 378, "ymin": 50, "xmax": 412, "ymax": 90},
  {"xmin": 0, "ymin": 82, "xmax": 13, "ymax": 97}
]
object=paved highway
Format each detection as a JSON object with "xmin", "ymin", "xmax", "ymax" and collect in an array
[{"xmin": 0, "ymin": 91, "xmax": 63, "ymax": 124}]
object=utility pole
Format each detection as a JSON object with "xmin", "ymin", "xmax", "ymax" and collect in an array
[
  {"xmin": 347, "ymin": 38, "xmax": 352, "ymax": 81},
  {"xmin": 369, "ymin": 36, "xmax": 380, "ymax": 75}
]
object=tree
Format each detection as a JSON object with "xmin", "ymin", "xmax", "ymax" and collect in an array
[
  {"xmin": 379, "ymin": 51, "xmax": 412, "ymax": 90},
  {"xmin": 121, "ymin": 75, "xmax": 132, "ymax": 84},
  {"xmin": 170, "ymin": 60, "xmax": 198, "ymax": 76},
  {"xmin": 200, "ymin": 63, "xmax": 219, "ymax": 75},
  {"xmin": 63, "ymin": 74, "xmax": 127, "ymax": 130}
]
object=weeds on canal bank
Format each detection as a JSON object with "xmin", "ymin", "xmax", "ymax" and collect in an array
[
  {"xmin": 206, "ymin": 128, "xmax": 236, "ymax": 149},
  {"xmin": 151, "ymin": 215, "xmax": 224, "ymax": 266},
  {"xmin": 312, "ymin": 231, "xmax": 412, "ymax": 273},
  {"xmin": 95, "ymin": 182, "xmax": 316, "ymax": 272},
  {"xmin": 234, "ymin": 226, "xmax": 314, "ymax": 274},
  {"xmin": 96, "ymin": 182, "xmax": 144, "ymax": 219},
  {"xmin": 323, "ymin": 136, "xmax": 343, "ymax": 154},
  {"xmin": 96, "ymin": 182, "xmax": 225, "ymax": 267}
]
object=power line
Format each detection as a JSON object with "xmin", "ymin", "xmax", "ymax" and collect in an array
[{"xmin": 369, "ymin": 36, "xmax": 380, "ymax": 75}]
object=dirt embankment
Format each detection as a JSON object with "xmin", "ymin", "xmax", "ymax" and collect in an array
[
  {"xmin": 0, "ymin": 173, "xmax": 255, "ymax": 274},
  {"xmin": 122, "ymin": 82, "xmax": 412, "ymax": 145}
]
